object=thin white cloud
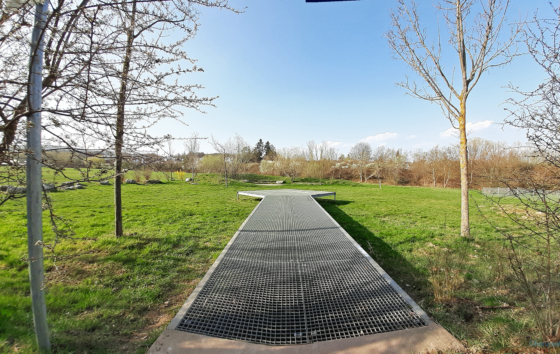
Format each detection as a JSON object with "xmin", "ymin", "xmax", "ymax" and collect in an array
[
  {"xmin": 440, "ymin": 128, "xmax": 456, "ymax": 137},
  {"xmin": 408, "ymin": 135, "xmax": 417, "ymax": 139},
  {"xmin": 324, "ymin": 141, "xmax": 342, "ymax": 147},
  {"xmin": 360, "ymin": 132, "xmax": 398, "ymax": 143},
  {"xmin": 440, "ymin": 120, "xmax": 493, "ymax": 138}
]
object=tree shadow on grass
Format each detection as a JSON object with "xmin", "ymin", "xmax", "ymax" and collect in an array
[
  {"xmin": 317, "ymin": 199, "xmax": 431, "ymax": 305},
  {"xmin": 46, "ymin": 233, "xmax": 218, "ymax": 353}
]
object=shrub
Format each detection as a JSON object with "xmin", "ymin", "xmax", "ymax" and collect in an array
[
  {"xmin": 425, "ymin": 243, "xmax": 464, "ymax": 303},
  {"xmin": 176, "ymin": 171, "xmax": 186, "ymax": 181},
  {"xmin": 133, "ymin": 171, "xmax": 142, "ymax": 183}
]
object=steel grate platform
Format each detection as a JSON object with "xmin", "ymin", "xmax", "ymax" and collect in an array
[{"xmin": 175, "ymin": 191, "xmax": 427, "ymax": 345}]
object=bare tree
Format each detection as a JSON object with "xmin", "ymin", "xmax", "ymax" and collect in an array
[
  {"xmin": 319, "ymin": 141, "xmax": 338, "ymax": 181},
  {"xmin": 228, "ymin": 133, "xmax": 251, "ymax": 179},
  {"xmin": 48, "ymin": 0, "xmax": 238, "ymax": 237},
  {"xmin": 473, "ymin": 6, "xmax": 560, "ymax": 341},
  {"xmin": 277, "ymin": 147, "xmax": 304, "ymax": 182},
  {"xmin": 0, "ymin": 0, "xmax": 96, "ymax": 163},
  {"xmin": 367, "ymin": 146, "xmax": 388, "ymax": 187},
  {"xmin": 349, "ymin": 141, "xmax": 372, "ymax": 182},
  {"xmin": 302, "ymin": 140, "xmax": 337, "ymax": 181},
  {"xmin": 184, "ymin": 131, "xmax": 203, "ymax": 182},
  {"xmin": 210, "ymin": 135, "xmax": 229, "ymax": 187},
  {"xmin": 506, "ymin": 6, "xmax": 560, "ymax": 170},
  {"xmin": 159, "ymin": 139, "xmax": 177, "ymax": 181},
  {"xmin": 387, "ymin": 0, "xmax": 520, "ymax": 236},
  {"xmin": 427, "ymin": 146, "xmax": 441, "ymax": 188}
]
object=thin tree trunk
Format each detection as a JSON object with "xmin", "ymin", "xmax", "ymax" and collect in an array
[
  {"xmin": 456, "ymin": 1, "xmax": 470, "ymax": 238},
  {"xmin": 114, "ymin": 0, "xmax": 137, "ymax": 237},
  {"xmin": 459, "ymin": 100, "xmax": 470, "ymax": 237},
  {"xmin": 223, "ymin": 154, "xmax": 228, "ymax": 187}
]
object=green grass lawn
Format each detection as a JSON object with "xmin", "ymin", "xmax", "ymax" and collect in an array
[{"xmin": 0, "ymin": 173, "xmax": 541, "ymax": 353}]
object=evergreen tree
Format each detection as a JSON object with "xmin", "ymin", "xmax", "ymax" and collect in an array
[
  {"xmin": 264, "ymin": 141, "xmax": 276, "ymax": 159},
  {"xmin": 253, "ymin": 139, "xmax": 265, "ymax": 162}
]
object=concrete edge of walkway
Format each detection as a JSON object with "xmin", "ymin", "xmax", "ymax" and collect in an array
[
  {"xmin": 149, "ymin": 322, "xmax": 464, "ymax": 354},
  {"xmin": 237, "ymin": 191, "xmax": 270, "ymax": 199},
  {"xmin": 166, "ymin": 197, "xmax": 266, "ymax": 330},
  {"xmin": 237, "ymin": 190, "xmax": 336, "ymax": 200},
  {"xmin": 309, "ymin": 196, "xmax": 432, "ymax": 324}
]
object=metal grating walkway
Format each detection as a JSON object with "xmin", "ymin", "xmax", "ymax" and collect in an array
[{"xmin": 175, "ymin": 190, "xmax": 427, "ymax": 346}]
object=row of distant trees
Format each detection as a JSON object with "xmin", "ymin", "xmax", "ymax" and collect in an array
[
  {"xmin": 34, "ymin": 133, "xmax": 543, "ymax": 193},
  {"xmin": 190, "ymin": 135, "xmax": 539, "ymax": 189}
]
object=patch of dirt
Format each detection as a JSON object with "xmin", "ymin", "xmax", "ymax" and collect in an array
[
  {"xmin": 123, "ymin": 278, "xmax": 201, "ymax": 350},
  {"xmin": 45, "ymin": 253, "xmax": 124, "ymax": 286},
  {"xmin": 130, "ymin": 311, "xmax": 173, "ymax": 343},
  {"xmin": 496, "ymin": 205, "xmax": 546, "ymax": 221}
]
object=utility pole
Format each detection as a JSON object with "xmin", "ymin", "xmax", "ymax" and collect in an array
[{"xmin": 26, "ymin": 0, "xmax": 51, "ymax": 351}]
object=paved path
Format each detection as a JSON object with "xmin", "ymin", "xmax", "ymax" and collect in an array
[{"xmin": 149, "ymin": 190, "xmax": 463, "ymax": 353}]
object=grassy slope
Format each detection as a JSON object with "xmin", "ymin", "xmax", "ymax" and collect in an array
[{"xmin": 0, "ymin": 173, "xmax": 535, "ymax": 353}]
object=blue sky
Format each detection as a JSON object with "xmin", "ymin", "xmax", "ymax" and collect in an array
[{"xmin": 156, "ymin": 0, "xmax": 555, "ymax": 154}]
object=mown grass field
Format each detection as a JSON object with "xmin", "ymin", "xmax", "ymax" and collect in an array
[{"xmin": 0, "ymin": 171, "xmax": 542, "ymax": 353}]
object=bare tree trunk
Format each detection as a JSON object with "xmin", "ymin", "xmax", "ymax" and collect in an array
[
  {"xmin": 114, "ymin": 0, "xmax": 137, "ymax": 238},
  {"xmin": 457, "ymin": 0, "xmax": 470, "ymax": 237},
  {"xmin": 114, "ymin": 146, "xmax": 123, "ymax": 237},
  {"xmin": 223, "ymin": 154, "xmax": 228, "ymax": 187},
  {"xmin": 191, "ymin": 161, "xmax": 195, "ymax": 182},
  {"xmin": 459, "ymin": 105, "xmax": 470, "ymax": 236}
]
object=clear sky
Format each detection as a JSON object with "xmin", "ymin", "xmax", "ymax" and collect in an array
[{"xmin": 155, "ymin": 0, "xmax": 555, "ymax": 155}]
